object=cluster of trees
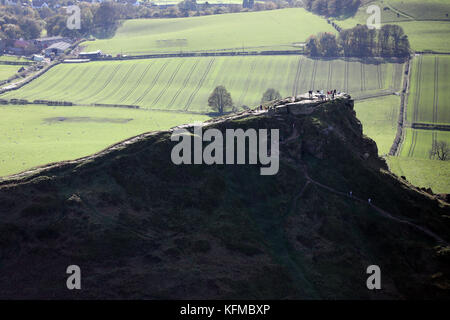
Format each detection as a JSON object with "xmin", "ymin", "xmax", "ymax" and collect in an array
[
  {"xmin": 242, "ymin": 0, "xmax": 255, "ymax": 9},
  {"xmin": 305, "ymin": 24, "xmax": 410, "ymax": 57},
  {"xmin": 208, "ymin": 87, "xmax": 282, "ymax": 114},
  {"xmin": 0, "ymin": 2, "xmax": 124, "ymax": 40},
  {"xmin": 175, "ymin": 0, "xmax": 297, "ymax": 18},
  {"xmin": 303, "ymin": 0, "xmax": 360, "ymax": 17},
  {"xmin": 0, "ymin": 6, "xmax": 43, "ymax": 40}
]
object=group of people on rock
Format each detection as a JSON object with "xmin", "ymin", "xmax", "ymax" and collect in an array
[{"xmin": 308, "ymin": 89, "xmax": 340, "ymax": 101}]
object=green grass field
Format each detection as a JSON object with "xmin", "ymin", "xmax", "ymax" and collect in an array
[
  {"xmin": 0, "ymin": 105, "xmax": 209, "ymax": 177},
  {"xmin": 1, "ymin": 56, "xmax": 404, "ymax": 112},
  {"xmin": 382, "ymin": 128, "xmax": 450, "ymax": 193},
  {"xmin": 399, "ymin": 128, "xmax": 450, "ymax": 158},
  {"xmin": 83, "ymin": 8, "xmax": 336, "ymax": 55},
  {"xmin": 354, "ymin": 95, "xmax": 400, "ymax": 155},
  {"xmin": 387, "ymin": 156, "xmax": 450, "ymax": 193},
  {"xmin": 407, "ymin": 54, "xmax": 450, "ymax": 125},
  {"xmin": 0, "ymin": 65, "xmax": 20, "ymax": 81},
  {"xmin": 336, "ymin": 0, "xmax": 450, "ymax": 52},
  {"xmin": 0, "ymin": 55, "xmax": 29, "ymax": 63}
]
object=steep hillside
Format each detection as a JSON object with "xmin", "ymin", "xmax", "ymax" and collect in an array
[{"xmin": 0, "ymin": 98, "xmax": 449, "ymax": 299}]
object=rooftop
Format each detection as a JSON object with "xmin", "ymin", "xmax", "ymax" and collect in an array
[{"xmin": 46, "ymin": 41, "xmax": 71, "ymax": 51}]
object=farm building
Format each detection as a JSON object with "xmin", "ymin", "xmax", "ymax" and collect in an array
[
  {"xmin": 44, "ymin": 42, "xmax": 71, "ymax": 57},
  {"xmin": 79, "ymin": 50, "xmax": 103, "ymax": 59},
  {"xmin": 34, "ymin": 36, "xmax": 71, "ymax": 50},
  {"xmin": 32, "ymin": 54, "xmax": 45, "ymax": 62}
]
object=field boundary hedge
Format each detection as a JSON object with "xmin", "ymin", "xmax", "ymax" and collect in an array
[
  {"xmin": 409, "ymin": 123, "xmax": 450, "ymax": 131},
  {"xmin": 0, "ymin": 60, "xmax": 33, "ymax": 66},
  {"xmin": 88, "ymin": 50, "xmax": 305, "ymax": 62},
  {"xmin": 389, "ymin": 57, "xmax": 411, "ymax": 156}
]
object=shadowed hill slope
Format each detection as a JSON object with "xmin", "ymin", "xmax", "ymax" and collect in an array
[{"xmin": 0, "ymin": 98, "xmax": 449, "ymax": 299}]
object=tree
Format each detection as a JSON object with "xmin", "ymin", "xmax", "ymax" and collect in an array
[
  {"xmin": 208, "ymin": 86, "xmax": 233, "ymax": 114},
  {"xmin": 305, "ymin": 35, "xmax": 319, "ymax": 56},
  {"xmin": 261, "ymin": 88, "xmax": 281, "ymax": 103},
  {"xmin": 317, "ymin": 32, "xmax": 339, "ymax": 56},
  {"xmin": 429, "ymin": 140, "xmax": 450, "ymax": 161}
]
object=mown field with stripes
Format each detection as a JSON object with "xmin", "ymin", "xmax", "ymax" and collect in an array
[
  {"xmin": 1, "ymin": 56, "xmax": 405, "ymax": 112},
  {"xmin": 381, "ymin": 54, "xmax": 450, "ymax": 194},
  {"xmin": 399, "ymin": 128, "xmax": 450, "ymax": 159},
  {"xmin": 407, "ymin": 55, "xmax": 450, "ymax": 125}
]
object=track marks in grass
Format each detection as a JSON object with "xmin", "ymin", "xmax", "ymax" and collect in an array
[
  {"xmin": 292, "ymin": 56, "xmax": 303, "ymax": 96},
  {"xmin": 134, "ymin": 62, "xmax": 169, "ymax": 105},
  {"xmin": 344, "ymin": 59, "xmax": 349, "ymax": 93},
  {"xmin": 167, "ymin": 60, "xmax": 199, "ymax": 108},
  {"xmin": 360, "ymin": 62, "xmax": 366, "ymax": 91},
  {"xmin": 431, "ymin": 131, "xmax": 438, "ymax": 159},
  {"xmin": 326, "ymin": 62, "xmax": 333, "ymax": 89},
  {"xmin": 185, "ymin": 58, "xmax": 215, "ymax": 111},
  {"xmin": 152, "ymin": 60, "xmax": 184, "ymax": 106},
  {"xmin": 74, "ymin": 65, "xmax": 106, "ymax": 102},
  {"xmin": 52, "ymin": 67, "xmax": 87, "ymax": 101},
  {"xmin": 237, "ymin": 58, "xmax": 256, "ymax": 107},
  {"xmin": 105, "ymin": 64, "xmax": 137, "ymax": 102},
  {"xmin": 310, "ymin": 59, "xmax": 318, "ymax": 90},
  {"xmin": 118, "ymin": 63, "xmax": 152, "ymax": 103},
  {"xmin": 408, "ymin": 130, "xmax": 418, "ymax": 157},
  {"xmin": 433, "ymin": 56, "xmax": 439, "ymax": 124},
  {"xmin": 25, "ymin": 65, "xmax": 75, "ymax": 100},
  {"xmin": 377, "ymin": 64, "xmax": 383, "ymax": 89},
  {"xmin": 413, "ymin": 56, "xmax": 423, "ymax": 123},
  {"xmin": 86, "ymin": 64, "xmax": 122, "ymax": 103}
]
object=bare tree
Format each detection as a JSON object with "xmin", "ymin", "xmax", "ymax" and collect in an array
[
  {"xmin": 208, "ymin": 85, "xmax": 233, "ymax": 114},
  {"xmin": 429, "ymin": 140, "xmax": 450, "ymax": 161}
]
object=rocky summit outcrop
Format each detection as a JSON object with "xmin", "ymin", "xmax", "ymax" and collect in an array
[{"xmin": 0, "ymin": 97, "xmax": 449, "ymax": 299}]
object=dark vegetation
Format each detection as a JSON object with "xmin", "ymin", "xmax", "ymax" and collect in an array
[
  {"xmin": 0, "ymin": 98, "xmax": 448, "ymax": 299},
  {"xmin": 303, "ymin": 0, "xmax": 360, "ymax": 17},
  {"xmin": 306, "ymin": 24, "xmax": 410, "ymax": 57},
  {"xmin": 261, "ymin": 88, "xmax": 282, "ymax": 103}
]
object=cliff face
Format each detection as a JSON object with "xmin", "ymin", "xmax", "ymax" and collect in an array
[{"xmin": 0, "ymin": 98, "xmax": 449, "ymax": 299}]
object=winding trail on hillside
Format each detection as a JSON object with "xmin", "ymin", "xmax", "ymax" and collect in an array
[
  {"xmin": 295, "ymin": 161, "xmax": 448, "ymax": 246},
  {"xmin": 282, "ymin": 125, "xmax": 447, "ymax": 245}
]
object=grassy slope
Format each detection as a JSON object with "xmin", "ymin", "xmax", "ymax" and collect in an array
[
  {"xmin": 387, "ymin": 157, "xmax": 450, "ymax": 193},
  {"xmin": 0, "ymin": 65, "xmax": 20, "ymax": 81},
  {"xmin": 0, "ymin": 105, "xmax": 209, "ymax": 177},
  {"xmin": 354, "ymin": 95, "xmax": 400, "ymax": 155},
  {"xmin": 385, "ymin": 129, "xmax": 450, "ymax": 193},
  {"xmin": 1, "ymin": 57, "xmax": 404, "ymax": 111},
  {"xmin": 336, "ymin": 0, "xmax": 450, "ymax": 52},
  {"xmin": 83, "ymin": 8, "xmax": 336, "ymax": 55}
]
